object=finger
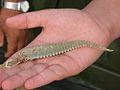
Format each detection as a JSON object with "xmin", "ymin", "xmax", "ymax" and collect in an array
[
  {"xmin": 0, "ymin": 30, "xmax": 4, "ymax": 47},
  {"xmin": 25, "ymin": 64, "xmax": 67, "ymax": 89},
  {"xmin": 0, "ymin": 62, "xmax": 34, "ymax": 88},
  {"xmin": 24, "ymin": 30, "xmax": 32, "ymax": 45},
  {"xmin": 5, "ymin": 61, "xmax": 35, "ymax": 76},
  {"xmin": 2, "ymin": 63, "xmax": 48, "ymax": 90},
  {"xmin": 17, "ymin": 30, "xmax": 32, "ymax": 50},
  {"xmin": 17, "ymin": 37, "xmax": 26, "ymax": 50},
  {"xmin": 5, "ymin": 37, "xmax": 17, "ymax": 57},
  {"xmin": 17, "ymin": 41, "xmax": 25, "ymax": 51},
  {"xmin": 6, "ymin": 9, "xmax": 53, "ymax": 29},
  {"xmin": 0, "ymin": 72, "xmax": 9, "ymax": 87},
  {"xmin": 0, "ymin": 68, "xmax": 9, "ymax": 87},
  {"xmin": 0, "ymin": 67, "xmax": 22, "ymax": 88}
]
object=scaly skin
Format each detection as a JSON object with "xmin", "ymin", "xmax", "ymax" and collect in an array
[{"xmin": 0, "ymin": 40, "xmax": 113, "ymax": 68}]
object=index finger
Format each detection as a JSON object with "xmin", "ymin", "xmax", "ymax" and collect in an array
[{"xmin": 6, "ymin": 10, "xmax": 52, "ymax": 29}]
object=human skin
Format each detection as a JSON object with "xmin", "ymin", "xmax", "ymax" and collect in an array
[
  {"xmin": 0, "ymin": 0, "xmax": 31, "ymax": 57},
  {"xmin": 0, "ymin": 0, "xmax": 120, "ymax": 89}
]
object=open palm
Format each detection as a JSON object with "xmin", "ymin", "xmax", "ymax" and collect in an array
[{"xmin": 0, "ymin": 9, "xmax": 111, "ymax": 89}]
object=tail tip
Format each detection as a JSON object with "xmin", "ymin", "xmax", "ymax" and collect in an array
[{"xmin": 106, "ymin": 49, "xmax": 114, "ymax": 52}]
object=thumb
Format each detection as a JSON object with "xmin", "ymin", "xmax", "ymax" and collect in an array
[{"xmin": 6, "ymin": 9, "xmax": 52, "ymax": 29}]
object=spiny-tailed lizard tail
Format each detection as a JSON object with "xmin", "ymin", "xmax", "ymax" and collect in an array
[{"xmin": 0, "ymin": 40, "xmax": 113, "ymax": 68}]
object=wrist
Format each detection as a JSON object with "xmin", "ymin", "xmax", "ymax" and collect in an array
[{"xmin": 82, "ymin": 0, "xmax": 120, "ymax": 42}]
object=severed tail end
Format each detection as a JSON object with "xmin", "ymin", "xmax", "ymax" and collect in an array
[
  {"xmin": 98, "ymin": 45, "xmax": 114, "ymax": 52},
  {"xmin": 105, "ymin": 48, "xmax": 114, "ymax": 52}
]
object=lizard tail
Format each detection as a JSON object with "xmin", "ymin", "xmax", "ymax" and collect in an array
[
  {"xmin": 96, "ymin": 44, "xmax": 114, "ymax": 52},
  {"xmin": 93, "ymin": 45, "xmax": 114, "ymax": 52},
  {"xmin": 77, "ymin": 40, "xmax": 114, "ymax": 52},
  {"xmin": 104, "ymin": 48, "xmax": 114, "ymax": 52},
  {"xmin": 75, "ymin": 40, "xmax": 114, "ymax": 52}
]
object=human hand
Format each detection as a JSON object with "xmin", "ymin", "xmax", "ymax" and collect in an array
[
  {"xmin": 0, "ymin": 8, "xmax": 31, "ymax": 57},
  {"xmin": 0, "ymin": 9, "xmax": 112, "ymax": 89}
]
